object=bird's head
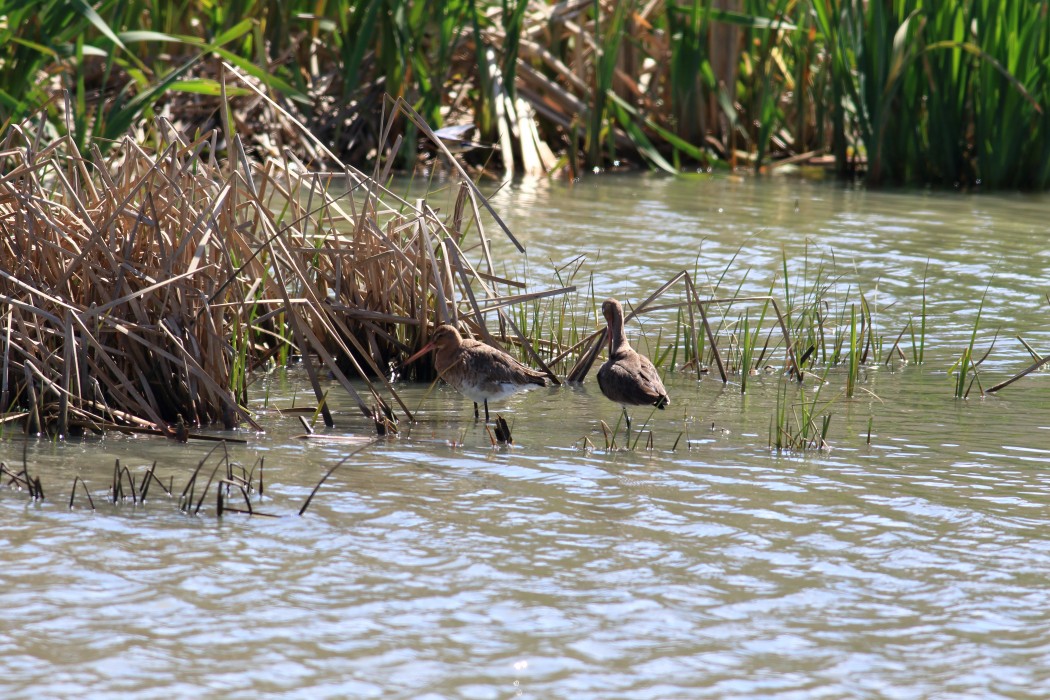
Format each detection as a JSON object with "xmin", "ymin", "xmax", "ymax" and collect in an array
[{"xmin": 404, "ymin": 324, "xmax": 463, "ymax": 364}]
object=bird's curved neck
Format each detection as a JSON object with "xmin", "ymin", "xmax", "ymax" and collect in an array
[{"xmin": 607, "ymin": 314, "xmax": 628, "ymax": 355}]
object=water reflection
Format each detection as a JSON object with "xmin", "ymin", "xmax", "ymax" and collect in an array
[{"xmin": 4, "ymin": 176, "xmax": 1050, "ymax": 697}]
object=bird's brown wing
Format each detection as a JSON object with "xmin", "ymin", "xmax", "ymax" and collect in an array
[
  {"xmin": 598, "ymin": 352, "xmax": 669, "ymax": 407},
  {"xmin": 461, "ymin": 338, "xmax": 548, "ymax": 386}
]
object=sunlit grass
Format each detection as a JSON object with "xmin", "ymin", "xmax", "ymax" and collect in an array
[{"xmin": 3, "ymin": 1, "xmax": 1048, "ymax": 186}]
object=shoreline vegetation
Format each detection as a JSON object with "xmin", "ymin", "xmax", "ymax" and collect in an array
[
  {"xmin": 1, "ymin": 1, "xmax": 1047, "ymax": 445},
  {"xmin": 0, "ymin": 95, "xmax": 567, "ymax": 438},
  {"xmin": 2, "ymin": 84, "xmax": 1033, "ymax": 450},
  {"xmin": 3, "ymin": 1, "xmax": 1049, "ymax": 189}
]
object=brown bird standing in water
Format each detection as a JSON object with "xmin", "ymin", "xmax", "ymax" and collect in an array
[
  {"xmin": 405, "ymin": 324, "xmax": 548, "ymax": 421},
  {"xmin": 597, "ymin": 298, "xmax": 669, "ymax": 434}
]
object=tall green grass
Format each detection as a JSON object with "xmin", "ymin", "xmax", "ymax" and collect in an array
[
  {"xmin": 813, "ymin": 0, "xmax": 1050, "ymax": 188},
  {"xmin": 2, "ymin": 0, "xmax": 1048, "ymax": 187},
  {"xmin": 951, "ymin": 281, "xmax": 993, "ymax": 398}
]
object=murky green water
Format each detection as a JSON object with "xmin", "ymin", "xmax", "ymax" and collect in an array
[{"xmin": 4, "ymin": 175, "xmax": 1050, "ymax": 698}]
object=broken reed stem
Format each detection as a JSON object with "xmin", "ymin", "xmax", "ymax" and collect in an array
[
  {"xmin": 1, "ymin": 459, "xmax": 43, "ymax": 500},
  {"xmin": 69, "ymin": 476, "xmax": 95, "ymax": 510},
  {"xmin": 51, "ymin": 458, "xmax": 273, "ymax": 517},
  {"xmin": 246, "ymin": 456, "xmax": 265, "ymax": 497},
  {"xmin": 195, "ymin": 456, "xmax": 228, "ymax": 516},
  {"xmin": 987, "ymin": 353, "xmax": 1050, "ymax": 393},
  {"xmin": 179, "ymin": 441, "xmax": 225, "ymax": 511}
]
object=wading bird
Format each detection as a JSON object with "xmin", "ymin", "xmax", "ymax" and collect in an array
[
  {"xmin": 405, "ymin": 324, "xmax": 548, "ymax": 421},
  {"xmin": 596, "ymin": 298, "xmax": 669, "ymax": 435}
]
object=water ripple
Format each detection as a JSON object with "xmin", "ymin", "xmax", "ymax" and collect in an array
[{"xmin": 5, "ymin": 177, "xmax": 1050, "ymax": 697}]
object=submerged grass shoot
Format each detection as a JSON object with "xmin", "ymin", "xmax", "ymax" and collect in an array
[{"xmin": 770, "ymin": 369, "xmax": 834, "ymax": 452}]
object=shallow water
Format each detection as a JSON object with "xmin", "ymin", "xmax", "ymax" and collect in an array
[{"xmin": 4, "ymin": 175, "xmax": 1050, "ymax": 698}]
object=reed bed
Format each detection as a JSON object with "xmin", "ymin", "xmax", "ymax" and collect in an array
[
  {"xmin": 0, "ymin": 91, "xmax": 569, "ymax": 436},
  {"xmin": 5, "ymin": 1, "xmax": 1048, "ymax": 188},
  {"xmin": 1, "ymin": 125, "xmax": 251, "ymax": 436}
]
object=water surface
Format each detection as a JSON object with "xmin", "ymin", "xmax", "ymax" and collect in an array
[{"xmin": 3, "ymin": 175, "xmax": 1050, "ymax": 698}]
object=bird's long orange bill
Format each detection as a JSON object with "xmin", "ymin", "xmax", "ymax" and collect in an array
[{"xmin": 403, "ymin": 341, "xmax": 436, "ymax": 366}]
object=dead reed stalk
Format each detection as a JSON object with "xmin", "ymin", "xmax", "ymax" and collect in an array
[{"xmin": 0, "ymin": 84, "xmax": 559, "ymax": 436}]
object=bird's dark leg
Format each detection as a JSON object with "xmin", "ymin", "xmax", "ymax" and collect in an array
[
  {"xmin": 484, "ymin": 400, "xmax": 490, "ymax": 422},
  {"xmin": 473, "ymin": 402, "xmax": 480, "ymax": 420},
  {"xmin": 622, "ymin": 406, "xmax": 632, "ymax": 441}
]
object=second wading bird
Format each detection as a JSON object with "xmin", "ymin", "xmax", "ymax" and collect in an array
[
  {"xmin": 596, "ymin": 298, "xmax": 670, "ymax": 436},
  {"xmin": 405, "ymin": 324, "xmax": 548, "ymax": 421}
]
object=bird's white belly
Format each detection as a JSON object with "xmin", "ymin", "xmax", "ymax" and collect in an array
[{"xmin": 457, "ymin": 380, "xmax": 533, "ymax": 403}]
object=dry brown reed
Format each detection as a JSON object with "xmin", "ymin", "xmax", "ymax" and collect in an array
[
  {"xmin": 1, "ymin": 122, "xmax": 262, "ymax": 435},
  {"xmin": 0, "ymin": 80, "xmax": 566, "ymax": 437}
]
